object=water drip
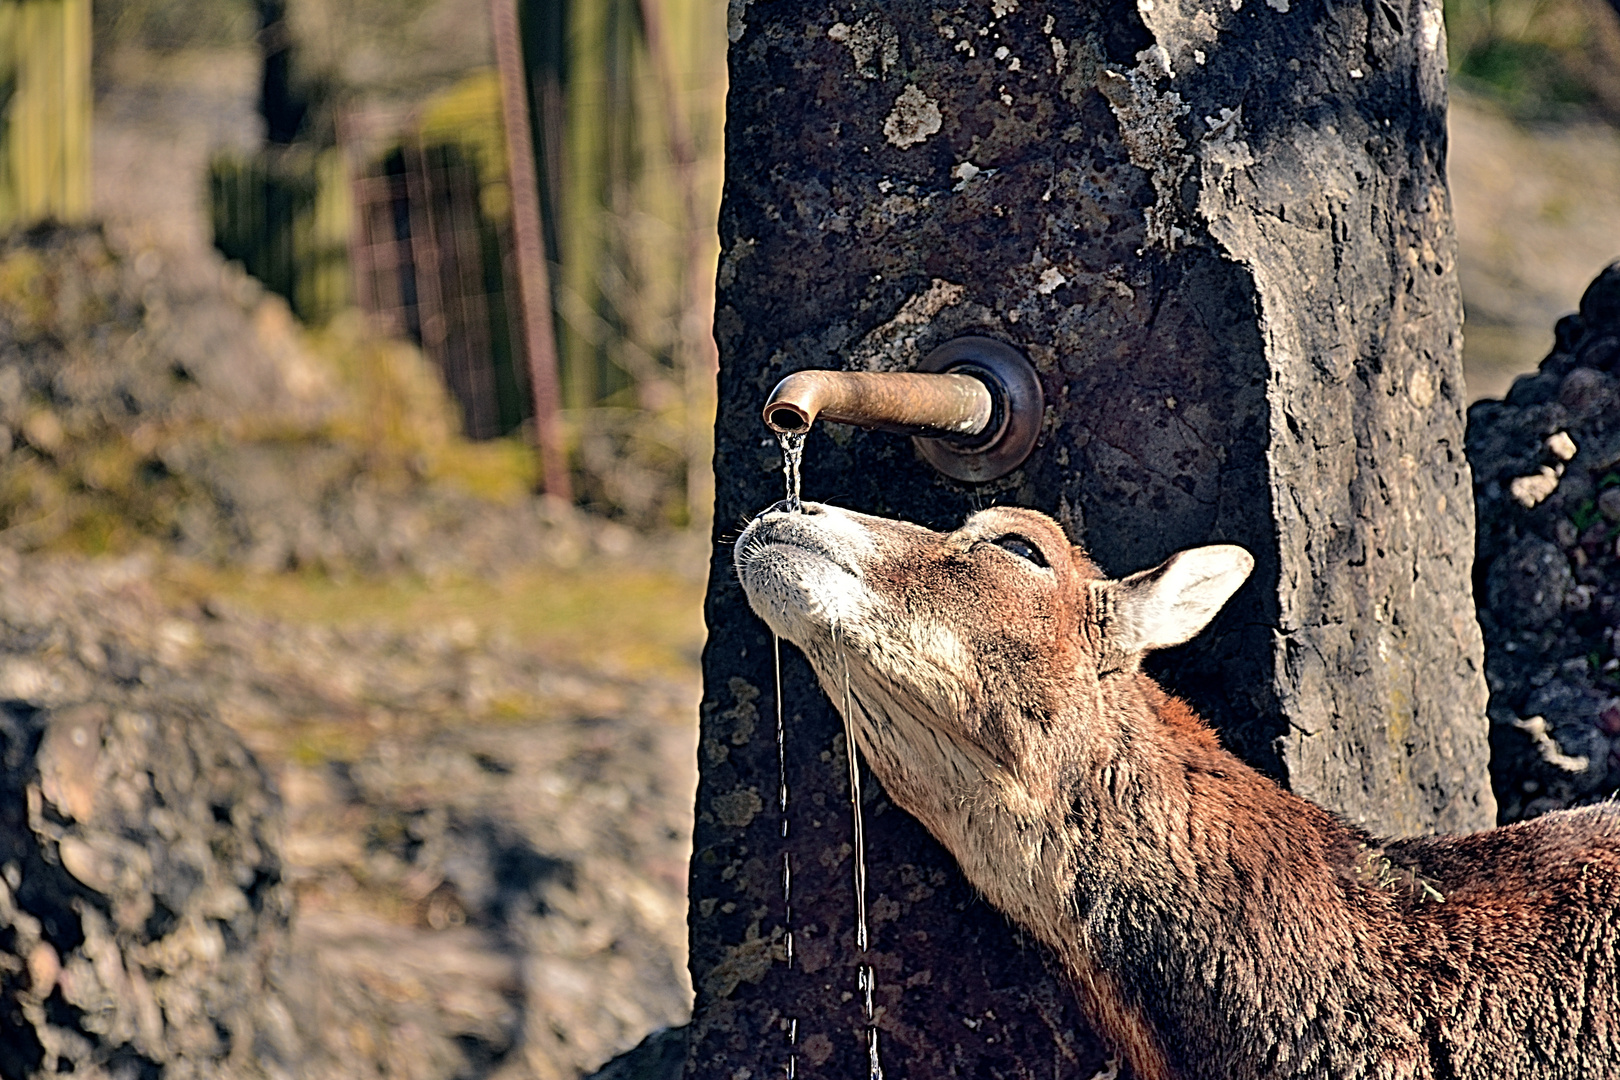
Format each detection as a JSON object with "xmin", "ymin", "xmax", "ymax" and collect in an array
[
  {"xmin": 840, "ymin": 650, "xmax": 870, "ymax": 950},
  {"xmin": 777, "ymin": 430, "xmax": 807, "ymax": 513},
  {"xmin": 776, "ymin": 635, "xmax": 791, "ymax": 821},
  {"xmin": 774, "ymin": 632, "xmax": 798, "ymax": 1078},
  {"xmin": 841, "ymin": 646, "xmax": 883, "ymax": 1079}
]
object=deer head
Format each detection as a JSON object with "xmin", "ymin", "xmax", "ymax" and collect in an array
[{"xmin": 734, "ymin": 502, "xmax": 1252, "ymax": 887}]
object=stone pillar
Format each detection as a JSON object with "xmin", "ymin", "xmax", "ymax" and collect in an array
[{"xmin": 688, "ymin": 1, "xmax": 1493, "ymax": 1076}]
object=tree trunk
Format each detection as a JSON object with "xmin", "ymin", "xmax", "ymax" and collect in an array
[{"xmin": 688, "ymin": 1, "xmax": 1493, "ymax": 1076}]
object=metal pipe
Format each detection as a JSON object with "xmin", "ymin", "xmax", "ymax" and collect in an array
[{"xmin": 762, "ymin": 370, "xmax": 994, "ymax": 438}]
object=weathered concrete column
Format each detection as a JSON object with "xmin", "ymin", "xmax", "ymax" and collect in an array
[{"xmin": 688, "ymin": 1, "xmax": 1493, "ymax": 1076}]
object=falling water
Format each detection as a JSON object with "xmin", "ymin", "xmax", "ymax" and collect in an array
[
  {"xmin": 841, "ymin": 647, "xmax": 884, "ymax": 1080},
  {"xmin": 773, "ymin": 429, "xmax": 882, "ymax": 1079},
  {"xmin": 778, "ymin": 430, "xmax": 807, "ymax": 512},
  {"xmin": 774, "ymin": 631, "xmax": 798, "ymax": 1079},
  {"xmin": 839, "ymin": 650, "xmax": 871, "ymax": 950},
  {"xmin": 773, "ymin": 435, "xmax": 804, "ymax": 1080}
]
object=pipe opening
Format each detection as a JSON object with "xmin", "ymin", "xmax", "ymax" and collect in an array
[{"xmin": 768, "ymin": 406, "xmax": 811, "ymax": 433}]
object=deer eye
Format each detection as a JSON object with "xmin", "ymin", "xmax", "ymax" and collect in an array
[{"xmin": 991, "ymin": 534, "xmax": 1048, "ymax": 567}]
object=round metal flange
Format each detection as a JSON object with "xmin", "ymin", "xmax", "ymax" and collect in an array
[{"xmin": 914, "ymin": 336, "xmax": 1044, "ymax": 482}]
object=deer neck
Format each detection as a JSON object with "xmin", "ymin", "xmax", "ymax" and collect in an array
[
  {"xmin": 830, "ymin": 650, "xmax": 1405, "ymax": 1077},
  {"xmin": 1051, "ymin": 678, "xmax": 1417, "ymax": 1076},
  {"xmin": 812, "ymin": 637, "xmax": 1080, "ymax": 943}
]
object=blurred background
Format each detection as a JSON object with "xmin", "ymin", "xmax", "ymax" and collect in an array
[{"xmin": 0, "ymin": 0, "xmax": 1615, "ymax": 1077}]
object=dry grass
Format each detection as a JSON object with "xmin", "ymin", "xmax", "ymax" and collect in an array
[{"xmin": 154, "ymin": 555, "xmax": 708, "ymax": 684}]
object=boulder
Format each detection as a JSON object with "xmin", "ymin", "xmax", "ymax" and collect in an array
[{"xmin": 0, "ymin": 698, "xmax": 297, "ymax": 1079}]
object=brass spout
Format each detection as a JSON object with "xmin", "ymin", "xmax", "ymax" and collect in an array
[
  {"xmin": 761, "ymin": 336, "xmax": 1045, "ymax": 484},
  {"xmin": 763, "ymin": 370, "xmax": 994, "ymax": 438}
]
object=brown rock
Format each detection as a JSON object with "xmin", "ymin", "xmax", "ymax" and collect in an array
[{"xmin": 0, "ymin": 699, "xmax": 297, "ymax": 1079}]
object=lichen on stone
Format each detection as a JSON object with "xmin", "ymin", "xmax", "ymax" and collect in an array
[
  {"xmin": 1097, "ymin": 52, "xmax": 1193, "ymax": 249},
  {"xmin": 727, "ymin": 0, "xmax": 750, "ymax": 43},
  {"xmin": 883, "ymin": 85, "xmax": 944, "ymax": 148},
  {"xmin": 1201, "ymin": 105, "xmax": 1255, "ymax": 175},
  {"xmin": 828, "ymin": 14, "xmax": 900, "ymax": 79}
]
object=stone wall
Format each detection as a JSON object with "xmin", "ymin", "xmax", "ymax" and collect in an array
[{"xmin": 1469, "ymin": 262, "xmax": 1620, "ymax": 822}]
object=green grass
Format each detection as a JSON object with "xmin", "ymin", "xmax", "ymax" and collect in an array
[
  {"xmin": 157, "ymin": 557, "xmax": 708, "ymax": 683},
  {"xmin": 1444, "ymin": 0, "xmax": 1616, "ymax": 119}
]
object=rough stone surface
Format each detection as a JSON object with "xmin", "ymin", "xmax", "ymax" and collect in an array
[
  {"xmin": 693, "ymin": 1, "xmax": 1493, "ymax": 1077},
  {"xmin": 0, "ymin": 549, "xmax": 698, "ymax": 1080},
  {"xmin": 0, "ymin": 685, "xmax": 295, "ymax": 1079},
  {"xmin": 1468, "ymin": 262, "xmax": 1620, "ymax": 823}
]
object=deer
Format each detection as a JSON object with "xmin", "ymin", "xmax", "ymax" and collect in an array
[{"xmin": 734, "ymin": 500, "xmax": 1620, "ymax": 1080}]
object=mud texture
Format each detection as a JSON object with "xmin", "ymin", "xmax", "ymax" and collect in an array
[
  {"xmin": 1468, "ymin": 263, "xmax": 1620, "ymax": 823},
  {"xmin": 693, "ymin": 2, "xmax": 1493, "ymax": 1077}
]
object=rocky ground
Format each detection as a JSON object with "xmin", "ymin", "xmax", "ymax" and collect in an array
[
  {"xmin": 1423, "ymin": 89, "xmax": 1620, "ymax": 826},
  {"xmin": 0, "ymin": 221, "xmax": 632, "ymax": 577},
  {"xmin": 0, "ymin": 275, "xmax": 701, "ymax": 1072},
  {"xmin": 0, "ymin": 42, "xmax": 704, "ymax": 1080},
  {"xmin": 0, "ymin": 663, "xmax": 295, "ymax": 1080},
  {"xmin": 0, "ymin": 542, "xmax": 703, "ymax": 1080}
]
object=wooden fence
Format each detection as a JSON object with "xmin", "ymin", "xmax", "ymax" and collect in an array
[
  {"xmin": 210, "ymin": 146, "xmax": 351, "ymax": 325},
  {"xmin": 0, "ymin": 0, "xmax": 92, "ymax": 230}
]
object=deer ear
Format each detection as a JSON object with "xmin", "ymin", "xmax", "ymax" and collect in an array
[{"xmin": 1099, "ymin": 545, "xmax": 1253, "ymax": 657}]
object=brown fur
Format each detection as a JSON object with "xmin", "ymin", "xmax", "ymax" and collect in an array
[{"xmin": 735, "ymin": 502, "xmax": 1620, "ymax": 1080}]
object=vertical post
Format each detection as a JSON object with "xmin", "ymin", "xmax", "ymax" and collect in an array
[
  {"xmin": 689, "ymin": 1, "xmax": 1493, "ymax": 1077},
  {"xmin": 637, "ymin": 0, "xmax": 719, "ymax": 528},
  {"xmin": 0, "ymin": 0, "xmax": 91, "ymax": 229},
  {"xmin": 490, "ymin": 0, "xmax": 571, "ymax": 501}
]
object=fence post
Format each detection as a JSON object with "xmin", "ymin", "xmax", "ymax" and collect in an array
[
  {"xmin": 491, "ymin": 0, "xmax": 570, "ymax": 499},
  {"xmin": 0, "ymin": 0, "xmax": 91, "ymax": 230}
]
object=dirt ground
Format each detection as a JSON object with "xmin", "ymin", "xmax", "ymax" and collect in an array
[
  {"xmin": 0, "ymin": 542, "xmax": 705, "ymax": 1080},
  {"xmin": 161, "ymin": 552, "xmax": 708, "ymax": 1080},
  {"xmin": 85, "ymin": 47, "xmax": 704, "ymax": 1080}
]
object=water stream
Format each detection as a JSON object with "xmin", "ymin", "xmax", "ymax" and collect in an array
[
  {"xmin": 842, "ymin": 648, "xmax": 882, "ymax": 1080},
  {"xmin": 774, "ymin": 428, "xmax": 883, "ymax": 1079},
  {"xmin": 773, "ymin": 630, "xmax": 798, "ymax": 1079},
  {"xmin": 779, "ymin": 430, "xmax": 806, "ymax": 512},
  {"xmin": 774, "ymin": 430, "xmax": 803, "ymax": 1079}
]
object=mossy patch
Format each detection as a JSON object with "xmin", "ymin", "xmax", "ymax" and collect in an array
[{"xmin": 157, "ymin": 558, "xmax": 707, "ymax": 683}]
